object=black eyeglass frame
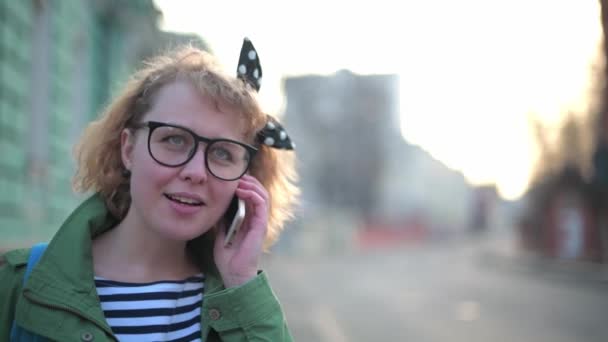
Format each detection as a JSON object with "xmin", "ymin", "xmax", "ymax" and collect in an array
[{"xmin": 133, "ymin": 121, "xmax": 258, "ymax": 181}]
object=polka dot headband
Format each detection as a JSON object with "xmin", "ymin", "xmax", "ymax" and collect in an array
[{"xmin": 237, "ymin": 38, "xmax": 295, "ymax": 150}]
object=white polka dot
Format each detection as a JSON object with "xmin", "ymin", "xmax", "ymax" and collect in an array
[
  {"xmin": 253, "ymin": 68, "xmax": 259, "ymax": 79},
  {"xmin": 257, "ymin": 77, "xmax": 262, "ymax": 86},
  {"xmin": 266, "ymin": 122, "xmax": 276, "ymax": 130},
  {"xmin": 279, "ymin": 131, "xmax": 287, "ymax": 140},
  {"xmin": 264, "ymin": 137, "xmax": 275, "ymax": 146},
  {"xmin": 238, "ymin": 64, "xmax": 246, "ymax": 74},
  {"xmin": 248, "ymin": 50, "xmax": 257, "ymax": 60}
]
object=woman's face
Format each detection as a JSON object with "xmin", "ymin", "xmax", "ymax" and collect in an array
[{"xmin": 121, "ymin": 80, "xmax": 246, "ymax": 241}]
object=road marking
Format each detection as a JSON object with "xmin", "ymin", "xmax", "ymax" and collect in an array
[
  {"xmin": 396, "ymin": 290, "xmax": 426, "ymax": 313},
  {"xmin": 311, "ymin": 304, "xmax": 349, "ymax": 342},
  {"xmin": 455, "ymin": 300, "xmax": 481, "ymax": 322}
]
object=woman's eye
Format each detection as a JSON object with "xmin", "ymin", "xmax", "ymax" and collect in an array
[
  {"xmin": 211, "ymin": 147, "xmax": 232, "ymax": 160},
  {"xmin": 164, "ymin": 135, "xmax": 185, "ymax": 145}
]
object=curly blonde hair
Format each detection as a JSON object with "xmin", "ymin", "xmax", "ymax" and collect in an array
[{"xmin": 73, "ymin": 46, "xmax": 299, "ymax": 248}]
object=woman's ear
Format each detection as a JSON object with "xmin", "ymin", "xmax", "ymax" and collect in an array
[{"xmin": 120, "ymin": 128, "xmax": 135, "ymax": 171}]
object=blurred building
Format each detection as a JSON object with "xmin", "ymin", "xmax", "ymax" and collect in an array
[
  {"xmin": 376, "ymin": 141, "xmax": 473, "ymax": 234},
  {"xmin": 469, "ymin": 185, "xmax": 499, "ymax": 232},
  {"xmin": 520, "ymin": 166, "xmax": 602, "ymax": 261},
  {"xmin": 284, "ymin": 70, "xmax": 399, "ymax": 217},
  {"xmin": 0, "ymin": 0, "xmax": 208, "ymax": 247},
  {"xmin": 281, "ymin": 71, "xmax": 474, "ymax": 254}
]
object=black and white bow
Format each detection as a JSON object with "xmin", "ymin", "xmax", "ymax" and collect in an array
[{"xmin": 237, "ymin": 38, "xmax": 294, "ymax": 150}]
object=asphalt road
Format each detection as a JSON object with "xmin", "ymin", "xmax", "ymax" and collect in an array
[{"xmin": 262, "ymin": 239, "xmax": 608, "ymax": 342}]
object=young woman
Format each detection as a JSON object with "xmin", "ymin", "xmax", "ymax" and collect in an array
[{"xmin": 0, "ymin": 39, "xmax": 298, "ymax": 341}]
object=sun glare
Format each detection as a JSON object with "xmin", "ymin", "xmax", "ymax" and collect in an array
[
  {"xmin": 399, "ymin": 0, "xmax": 601, "ymax": 200},
  {"xmin": 155, "ymin": 0, "xmax": 602, "ymax": 200}
]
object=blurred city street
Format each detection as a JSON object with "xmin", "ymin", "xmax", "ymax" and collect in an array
[
  {"xmin": 2, "ymin": 2, "xmax": 608, "ymax": 341},
  {"xmin": 263, "ymin": 231, "xmax": 608, "ymax": 342}
]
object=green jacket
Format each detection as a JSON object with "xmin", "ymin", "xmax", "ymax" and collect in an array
[{"xmin": 0, "ymin": 194, "xmax": 293, "ymax": 341}]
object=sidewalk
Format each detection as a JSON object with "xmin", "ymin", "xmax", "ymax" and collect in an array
[{"xmin": 475, "ymin": 231, "xmax": 608, "ymax": 285}]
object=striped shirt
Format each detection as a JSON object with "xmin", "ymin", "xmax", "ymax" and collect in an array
[{"xmin": 95, "ymin": 275, "xmax": 204, "ymax": 342}]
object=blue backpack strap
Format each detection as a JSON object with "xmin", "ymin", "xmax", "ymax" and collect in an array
[
  {"xmin": 10, "ymin": 243, "xmax": 48, "ymax": 342},
  {"xmin": 22, "ymin": 243, "xmax": 48, "ymax": 285}
]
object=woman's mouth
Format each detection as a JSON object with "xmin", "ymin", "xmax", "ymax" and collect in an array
[{"xmin": 164, "ymin": 193, "xmax": 204, "ymax": 206}]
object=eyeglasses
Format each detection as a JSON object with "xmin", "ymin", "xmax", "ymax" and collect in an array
[{"xmin": 133, "ymin": 121, "xmax": 258, "ymax": 181}]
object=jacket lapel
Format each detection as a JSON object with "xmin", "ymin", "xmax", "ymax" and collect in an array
[{"xmin": 15, "ymin": 194, "xmax": 118, "ymax": 339}]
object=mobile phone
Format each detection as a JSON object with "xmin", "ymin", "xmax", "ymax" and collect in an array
[{"xmin": 224, "ymin": 196, "xmax": 246, "ymax": 247}]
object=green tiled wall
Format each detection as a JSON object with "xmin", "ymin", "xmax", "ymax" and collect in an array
[{"xmin": 0, "ymin": 0, "xmax": 163, "ymax": 248}]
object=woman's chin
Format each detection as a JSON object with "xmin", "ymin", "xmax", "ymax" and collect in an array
[{"xmin": 157, "ymin": 224, "xmax": 213, "ymax": 242}]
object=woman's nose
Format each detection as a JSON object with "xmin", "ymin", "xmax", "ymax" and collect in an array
[{"xmin": 179, "ymin": 144, "xmax": 208, "ymax": 183}]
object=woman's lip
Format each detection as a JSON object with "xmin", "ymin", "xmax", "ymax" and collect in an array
[
  {"xmin": 164, "ymin": 192, "xmax": 206, "ymax": 205},
  {"xmin": 165, "ymin": 195, "xmax": 205, "ymax": 215}
]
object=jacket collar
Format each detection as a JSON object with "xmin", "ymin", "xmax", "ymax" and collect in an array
[
  {"xmin": 17, "ymin": 193, "xmax": 225, "ymax": 336},
  {"xmin": 17, "ymin": 194, "xmax": 116, "ymax": 335}
]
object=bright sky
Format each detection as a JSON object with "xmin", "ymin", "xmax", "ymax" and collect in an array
[{"xmin": 154, "ymin": 0, "xmax": 602, "ymax": 200}]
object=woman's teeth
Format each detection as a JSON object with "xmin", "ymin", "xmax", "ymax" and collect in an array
[{"xmin": 165, "ymin": 194, "xmax": 203, "ymax": 206}]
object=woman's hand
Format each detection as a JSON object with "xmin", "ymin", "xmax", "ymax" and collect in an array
[{"xmin": 214, "ymin": 174, "xmax": 269, "ymax": 288}]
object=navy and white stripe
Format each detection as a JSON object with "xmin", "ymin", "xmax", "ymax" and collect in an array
[{"xmin": 95, "ymin": 275, "xmax": 204, "ymax": 342}]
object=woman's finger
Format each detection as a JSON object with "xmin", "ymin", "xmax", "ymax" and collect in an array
[{"xmin": 238, "ymin": 176, "xmax": 269, "ymax": 202}]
